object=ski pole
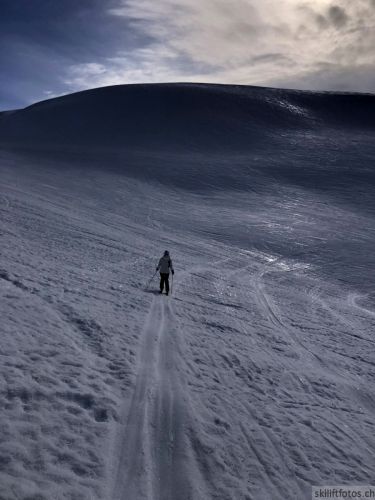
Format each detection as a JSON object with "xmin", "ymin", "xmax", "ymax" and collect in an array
[
  {"xmin": 145, "ymin": 270, "xmax": 157, "ymax": 290},
  {"xmin": 171, "ymin": 272, "xmax": 174, "ymax": 295}
]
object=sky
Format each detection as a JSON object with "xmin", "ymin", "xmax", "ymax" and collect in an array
[{"xmin": 1, "ymin": 0, "xmax": 375, "ymax": 109}]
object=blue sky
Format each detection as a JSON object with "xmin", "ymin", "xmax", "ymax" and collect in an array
[{"xmin": 1, "ymin": 0, "xmax": 375, "ymax": 109}]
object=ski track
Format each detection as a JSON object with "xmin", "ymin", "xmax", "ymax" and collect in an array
[
  {"xmin": 212, "ymin": 258, "xmax": 317, "ymax": 499},
  {"xmin": 252, "ymin": 261, "xmax": 337, "ymax": 372},
  {"xmin": 112, "ymin": 295, "xmax": 204, "ymax": 500},
  {"xmin": 251, "ymin": 261, "xmax": 372, "ymax": 406},
  {"xmin": 0, "ymin": 194, "xmax": 10, "ymax": 209},
  {"xmin": 348, "ymin": 292, "xmax": 375, "ymax": 319},
  {"xmin": 310, "ymin": 286, "xmax": 375, "ymax": 345}
]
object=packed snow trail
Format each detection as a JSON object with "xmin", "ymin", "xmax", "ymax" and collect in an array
[{"xmin": 113, "ymin": 295, "xmax": 205, "ymax": 500}]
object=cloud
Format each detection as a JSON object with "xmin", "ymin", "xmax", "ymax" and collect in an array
[
  {"xmin": 2, "ymin": 0, "xmax": 375, "ymax": 108},
  {"xmin": 90, "ymin": 0, "xmax": 375, "ymax": 92},
  {"xmin": 109, "ymin": 0, "xmax": 265, "ymax": 65},
  {"xmin": 278, "ymin": 62, "xmax": 375, "ymax": 94},
  {"xmin": 328, "ymin": 5, "xmax": 349, "ymax": 28},
  {"xmin": 74, "ymin": 0, "xmax": 300, "ymax": 89},
  {"xmin": 311, "ymin": 4, "xmax": 349, "ymax": 30}
]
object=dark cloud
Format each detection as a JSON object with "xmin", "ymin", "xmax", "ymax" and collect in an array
[
  {"xmin": 307, "ymin": 4, "xmax": 349, "ymax": 31},
  {"xmin": 0, "ymin": 1, "xmax": 136, "ymax": 59},
  {"xmin": 328, "ymin": 5, "xmax": 349, "ymax": 28},
  {"xmin": 250, "ymin": 53, "xmax": 293, "ymax": 65},
  {"xmin": 315, "ymin": 14, "xmax": 329, "ymax": 30}
]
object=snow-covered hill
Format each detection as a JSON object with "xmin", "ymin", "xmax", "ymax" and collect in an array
[{"xmin": 0, "ymin": 83, "xmax": 374, "ymax": 500}]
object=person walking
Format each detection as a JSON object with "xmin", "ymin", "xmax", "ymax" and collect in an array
[{"xmin": 156, "ymin": 250, "xmax": 174, "ymax": 295}]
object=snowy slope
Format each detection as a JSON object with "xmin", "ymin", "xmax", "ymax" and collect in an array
[{"xmin": 0, "ymin": 83, "xmax": 375, "ymax": 500}]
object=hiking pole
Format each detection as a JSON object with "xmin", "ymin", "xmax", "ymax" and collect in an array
[{"xmin": 145, "ymin": 270, "xmax": 157, "ymax": 290}]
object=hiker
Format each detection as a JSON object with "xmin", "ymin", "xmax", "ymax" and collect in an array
[{"xmin": 156, "ymin": 250, "xmax": 174, "ymax": 295}]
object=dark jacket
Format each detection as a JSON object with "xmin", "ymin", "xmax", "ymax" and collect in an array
[{"xmin": 157, "ymin": 255, "xmax": 174, "ymax": 274}]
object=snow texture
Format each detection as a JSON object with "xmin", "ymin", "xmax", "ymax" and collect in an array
[{"xmin": 0, "ymin": 83, "xmax": 374, "ymax": 500}]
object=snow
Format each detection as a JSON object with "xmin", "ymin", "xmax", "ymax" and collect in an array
[{"xmin": 0, "ymin": 83, "xmax": 374, "ymax": 500}]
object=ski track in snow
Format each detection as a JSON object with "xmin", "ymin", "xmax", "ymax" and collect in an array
[
  {"xmin": 113, "ymin": 295, "xmax": 205, "ymax": 500},
  {"xmin": 253, "ymin": 262, "xmax": 330, "ymax": 370},
  {"xmin": 348, "ymin": 293, "xmax": 375, "ymax": 319}
]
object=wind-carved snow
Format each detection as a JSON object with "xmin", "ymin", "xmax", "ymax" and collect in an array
[{"xmin": 0, "ymin": 83, "xmax": 375, "ymax": 500}]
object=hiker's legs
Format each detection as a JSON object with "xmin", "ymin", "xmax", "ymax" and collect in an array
[
  {"xmin": 160, "ymin": 273, "xmax": 169, "ymax": 294},
  {"xmin": 160, "ymin": 273, "xmax": 169, "ymax": 292}
]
